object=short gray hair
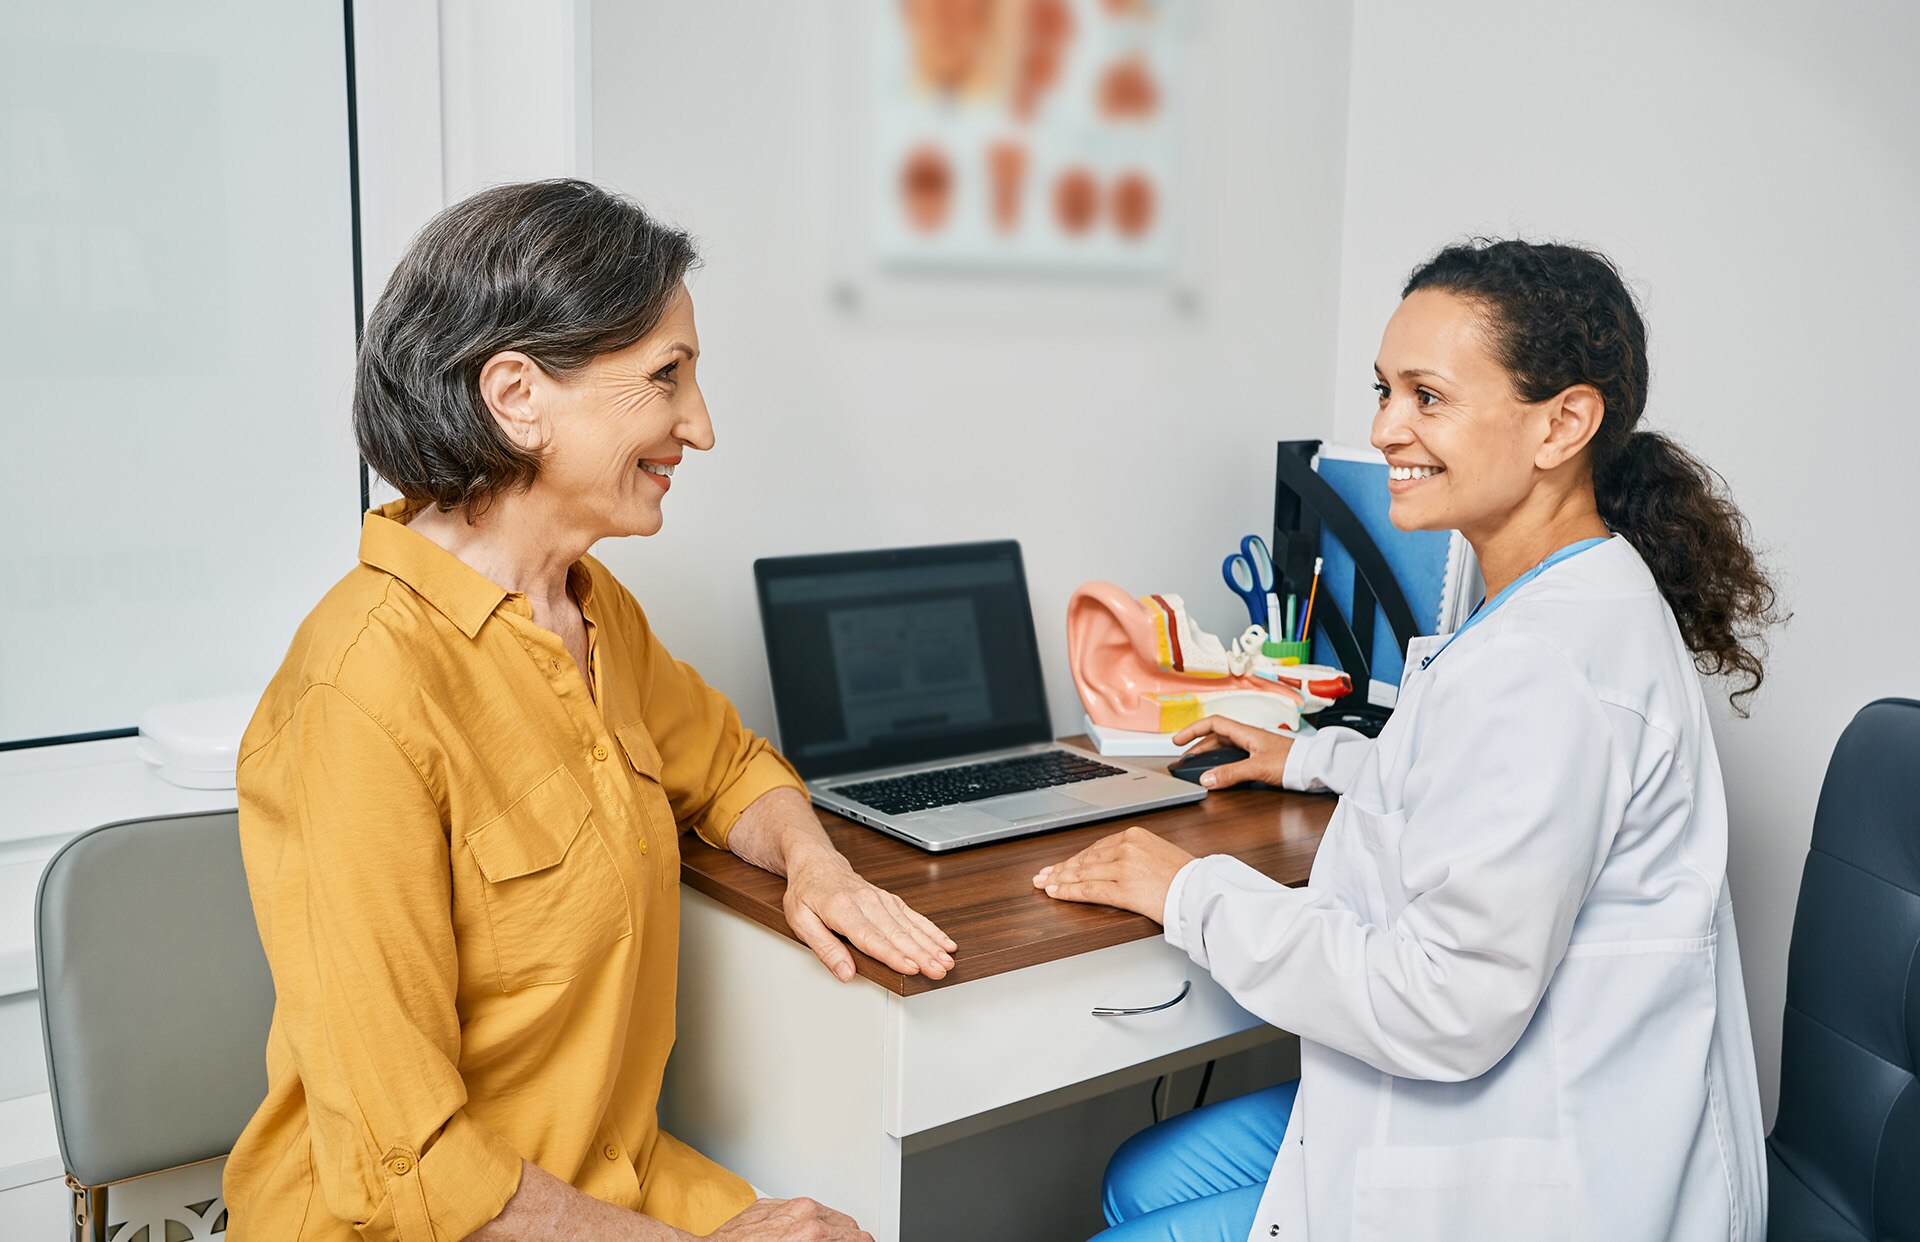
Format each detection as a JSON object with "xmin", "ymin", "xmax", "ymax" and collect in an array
[{"xmin": 353, "ymin": 179, "xmax": 700, "ymax": 512}]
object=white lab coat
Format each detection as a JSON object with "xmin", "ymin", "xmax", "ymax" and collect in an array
[{"xmin": 1163, "ymin": 536, "xmax": 1767, "ymax": 1241}]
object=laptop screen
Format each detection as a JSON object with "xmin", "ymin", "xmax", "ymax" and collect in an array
[{"xmin": 754, "ymin": 541, "xmax": 1053, "ymax": 780}]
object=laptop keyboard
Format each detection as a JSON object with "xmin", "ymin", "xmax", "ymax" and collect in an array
[{"xmin": 835, "ymin": 750, "xmax": 1127, "ymax": 817}]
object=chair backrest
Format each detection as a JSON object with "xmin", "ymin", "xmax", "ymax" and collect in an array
[
  {"xmin": 1768, "ymin": 698, "xmax": 1920, "ymax": 1240},
  {"xmin": 35, "ymin": 811, "xmax": 275, "ymax": 1187}
]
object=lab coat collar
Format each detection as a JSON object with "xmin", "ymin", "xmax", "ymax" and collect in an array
[
  {"xmin": 1400, "ymin": 633, "xmax": 1447, "ymax": 696},
  {"xmin": 1413, "ymin": 537, "xmax": 1635, "ymax": 664},
  {"xmin": 1400, "ymin": 535, "xmax": 1633, "ymax": 696}
]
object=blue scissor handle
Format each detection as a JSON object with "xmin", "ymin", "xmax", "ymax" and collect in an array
[
  {"xmin": 1239, "ymin": 535, "xmax": 1276, "ymax": 593},
  {"xmin": 1222, "ymin": 553, "xmax": 1266, "ymax": 629}
]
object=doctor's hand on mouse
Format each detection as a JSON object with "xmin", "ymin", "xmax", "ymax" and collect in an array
[
  {"xmin": 1166, "ymin": 716, "xmax": 1295, "ymax": 790},
  {"xmin": 1033, "ymin": 718, "xmax": 1292, "ymax": 921}
]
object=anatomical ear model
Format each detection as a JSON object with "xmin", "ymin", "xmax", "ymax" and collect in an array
[{"xmin": 1068, "ymin": 582, "xmax": 1351, "ymax": 735}]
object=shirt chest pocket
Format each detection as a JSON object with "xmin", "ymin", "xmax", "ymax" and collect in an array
[
  {"xmin": 616, "ymin": 722, "xmax": 681, "ymax": 891},
  {"xmin": 462, "ymin": 765, "xmax": 634, "ymax": 992}
]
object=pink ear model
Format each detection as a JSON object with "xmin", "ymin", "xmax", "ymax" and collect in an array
[
  {"xmin": 1066, "ymin": 581, "xmax": 1352, "ymax": 735},
  {"xmin": 1067, "ymin": 582, "xmax": 1168, "ymax": 730}
]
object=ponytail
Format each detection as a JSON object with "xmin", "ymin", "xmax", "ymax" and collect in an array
[
  {"xmin": 1405, "ymin": 239, "xmax": 1784, "ymax": 714},
  {"xmin": 1594, "ymin": 430, "xmax": 1781, "ymax": 712}
]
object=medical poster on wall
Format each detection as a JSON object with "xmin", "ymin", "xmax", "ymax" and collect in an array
[{"xmin": 870, "ymin": 0, "xmax": 1184, "ymax": 275}]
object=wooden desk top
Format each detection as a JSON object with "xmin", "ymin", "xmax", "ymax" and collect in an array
[{"xmin": 678, "ymin": 740, "xmax": 1336, "ymax": 996}]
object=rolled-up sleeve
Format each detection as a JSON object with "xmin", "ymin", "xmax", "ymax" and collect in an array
[
  {"xmin": 620, "ymin": 603, "xmax": 805, "ymax": 851},
  {"xmin": 237, "ymin": 684, "xmax": 522, "ymax": 1240}
]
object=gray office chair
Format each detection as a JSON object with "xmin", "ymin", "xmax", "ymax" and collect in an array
[{"xmin": 35, "ymin": 811, "xmax": 274, "ymax": 1241}]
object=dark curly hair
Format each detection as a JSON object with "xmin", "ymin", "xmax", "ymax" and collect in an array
[{"xmin": 1403, "ymin": 239, "xmax": 1783, "ymax": 714}]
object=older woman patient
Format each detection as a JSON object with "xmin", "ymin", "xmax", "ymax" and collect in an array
[{"xmin": 224, "ymin": 180, "xmax": 950, "ymax": 1241}]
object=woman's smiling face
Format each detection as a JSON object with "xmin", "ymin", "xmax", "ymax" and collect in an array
[
  {"xmin": 1369, "ymin": 288, "xmax": 1552, "ymax": 537},
  {"xmin": 500, "ymin": 284, "xmax": 713, "ymax": 540}
]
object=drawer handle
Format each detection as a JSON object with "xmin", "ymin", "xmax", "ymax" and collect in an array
[{"xmin": 1092, "ymin": 979, "xmax": 1192, "ymax": 1017}]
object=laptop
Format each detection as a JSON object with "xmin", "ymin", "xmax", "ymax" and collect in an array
[{"xmin": 753, "ymin": 541, "xmax": 1205, "ymax": 852}]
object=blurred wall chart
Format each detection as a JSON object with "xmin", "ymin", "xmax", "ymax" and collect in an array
[{"xmin": 871, "ymin": 0, "xmax": 1184, "ymax": 274}]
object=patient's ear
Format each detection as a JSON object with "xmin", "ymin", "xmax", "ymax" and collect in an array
[{"xmin": 478, "ymin": 350, "xmax": 548, "ymax": 454}]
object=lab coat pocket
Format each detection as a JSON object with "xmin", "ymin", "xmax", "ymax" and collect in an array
[
  {"xmin": 463, "ymin": 764, "xmax": 633, "ymax": 991},
  {"xmin": 616, "ymin": 722, "xmax": 681, "ymax": 891},
  {"xmin": 1327, "ymin": 800, "xmax": 1412, "ymax": 925},
  {"xmin": 1349, "ymin": 1137, "xmax": 1575, "ymax": 1242}
]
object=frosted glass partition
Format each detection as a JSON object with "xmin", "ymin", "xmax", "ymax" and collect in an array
[{"xmin": 1, "ymin": 1, "xmax": 362, "ymax": 744}]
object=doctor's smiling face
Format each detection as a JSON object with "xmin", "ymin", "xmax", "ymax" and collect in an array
[
  {"xmin": 1370, "ymin": 287, "xmax": 1603, "ymax": 542},
  {"xmin": 478, "ymin": 283, "xmax": 713, "ymax": 541}
]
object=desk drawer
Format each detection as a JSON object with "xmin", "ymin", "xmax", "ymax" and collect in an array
[{"xmin": 884, "ymin": 935, "xmax": 1258, "ymax": 1137}]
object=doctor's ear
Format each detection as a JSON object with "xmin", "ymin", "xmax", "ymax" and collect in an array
[
  {"xmin": 1535, "ymin": 384, "xmax": 1605, "ymax": 472},
  {"xmin": 477, "ymin": 350, "xmax": 550, "ymax": 455}
]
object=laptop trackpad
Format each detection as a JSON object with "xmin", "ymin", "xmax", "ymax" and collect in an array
[{"xmin": 975, "ymin": 789, "xmax": 1094, "ymax": 823}]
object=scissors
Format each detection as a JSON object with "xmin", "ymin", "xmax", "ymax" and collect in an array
[{"xmin": 1222, "ymin": 534, "xmax": 1281, "ymax": 635}]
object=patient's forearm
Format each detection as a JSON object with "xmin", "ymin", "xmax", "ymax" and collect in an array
[
  {"xmin": 726, "ymin": 786, "xmax": 843, "ymax": 878},
  {"xmin": 466, "ymin": 1160, "xmax": 690, "ymax": 1241}
]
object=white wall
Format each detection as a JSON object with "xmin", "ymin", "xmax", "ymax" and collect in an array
[
  {"xmin": 438, "ymin": 0, "xmax": 593, "ymax": 198},
  {"xmin": 1330, "ymin": 0, "xmax": 1920, "ymax": 1121},
  {"xmin": 588, "ymin": 0, "xmax": 1356, "ymax": 739},
  {"xmin": 354, "ymin": 0, "xmax": 593, "ymax": 304}
]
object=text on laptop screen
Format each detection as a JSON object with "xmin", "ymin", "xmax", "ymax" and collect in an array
[{"xmin": 756, "ymin": 545, "xmax": 1052, "ymax": 780}]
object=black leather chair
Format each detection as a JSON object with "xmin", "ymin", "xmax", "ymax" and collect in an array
[{"xmin": 1766, "ymin": 698, "xmax": 1920, "ymax": 1241}]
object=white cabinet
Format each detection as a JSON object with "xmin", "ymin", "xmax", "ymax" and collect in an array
[{"xmin": 0, "ymin": 1094, "xmax": 65, "ymax": 1238}]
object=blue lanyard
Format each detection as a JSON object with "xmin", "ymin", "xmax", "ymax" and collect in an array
[{"xmin": 1421, "ymin": 537, "xmax": 1610, "ymax": 670}]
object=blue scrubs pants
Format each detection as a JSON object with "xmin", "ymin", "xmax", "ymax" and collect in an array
[{"xmin": 1092, "ymin": 1080, "xmax": 1298, "ymax": 1241}]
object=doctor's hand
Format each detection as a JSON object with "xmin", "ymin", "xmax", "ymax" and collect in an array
[
  {"xmin": 1172, "ymin": 716, "xmax": 1295, "ymax": 789},
  {"xmin": 1033, "ymin": 826, "xmax": 1196, "ymax": 923}
]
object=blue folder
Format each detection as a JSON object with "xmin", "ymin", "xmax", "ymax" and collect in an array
[{"xmin": 1308, "ymin": 453, "xmax": 1463, "ymax": 688}]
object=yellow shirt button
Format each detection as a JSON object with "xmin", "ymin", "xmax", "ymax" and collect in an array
[
  {"xmin": 386, "ymin": 1156, "xmax": 413, "ymax": 1177},
  {"xmin": 592, "ymin": 744, "xmax": 609, "ymax": 761},
  {"xmin": 604, "ymin": 1143, "xmax": 620, "ymax": 1161}
]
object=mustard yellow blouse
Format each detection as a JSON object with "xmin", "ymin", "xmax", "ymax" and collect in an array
[{"xmin": 224, "ymin": 501, "xmax": 803, "ymax": 1240}]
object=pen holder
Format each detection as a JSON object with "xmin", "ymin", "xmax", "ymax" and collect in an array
[{"xmin": 1262, "ymin": 639, "xmax": 1311, "ymax": 664}]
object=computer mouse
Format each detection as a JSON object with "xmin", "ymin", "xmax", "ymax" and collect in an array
[{"xmin": 1166, "ymin": 745, "xmax": 1278, "ymax": 790}]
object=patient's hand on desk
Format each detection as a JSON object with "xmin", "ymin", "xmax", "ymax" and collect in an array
[
  {"xmin": 729, "ymin": 787, "xmax": 957, "ymax": 983},
  {"xmin": 1033, "ymin": 826, "xmax": 1196, "ymax": 923},
  {"xmin": 703, "ymin": 1196, "xmax": 874, "ymax": 1241},
  {"xmin": 783, "ymin": 851, "xmax": 956, "ymax": 983},
  {"xmin": 1172, "ymin": 716, "xmax": 1295, "ymax": 789}
]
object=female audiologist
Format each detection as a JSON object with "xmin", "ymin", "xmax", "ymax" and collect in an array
[
  {"xmin": 1037, "ymin": 240, "xmax": 1777, "ymax": 1241},
  {"xmin": 225, "ymin": 181, "xmax": 949, "ymax": 1241}
]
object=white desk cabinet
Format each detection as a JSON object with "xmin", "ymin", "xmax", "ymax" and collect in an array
[
  {"xmin": 661, "ymin": 888, "xmax": 1273, "ymax": 1240},
  {"xmin": 659, "ymin": 754, "xmax": 1333, "ymax": 1241}
]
